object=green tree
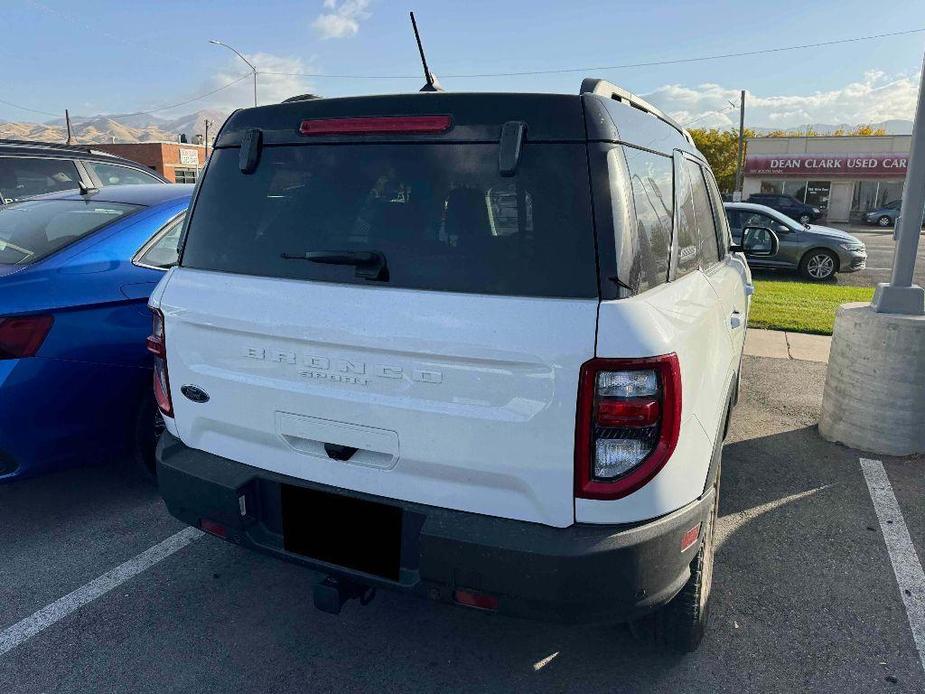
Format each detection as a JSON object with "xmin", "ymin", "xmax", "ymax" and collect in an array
[{"xmin": 687, "ymin": 127, "xmax": 756, "ymax": 193}]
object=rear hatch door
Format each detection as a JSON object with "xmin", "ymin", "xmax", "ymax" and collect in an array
[{"xmin": 161, "ymin": 105, "xmax": 598, "ymax": 527}]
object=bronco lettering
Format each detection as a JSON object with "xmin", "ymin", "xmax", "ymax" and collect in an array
[{"xmin": 245, "ymin": 346, "xmax": 443, "ymax": 384}]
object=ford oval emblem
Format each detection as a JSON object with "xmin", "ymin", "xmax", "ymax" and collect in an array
[{"xmin": 180, "ymin": 385, "xmax": 210, "ymax": 403}]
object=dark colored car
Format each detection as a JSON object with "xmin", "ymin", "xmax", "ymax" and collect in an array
[
  {"xmin": 747, "ymin": 193, "xmax": 822, "ymax": 224},
  {"xmin": 725, "ymin": 202, "xmax": 866, "ymax": 280},
  {"xmin": 863, "ymin": 200, "xmax": 901, "ymax": 227},
  {"xmin": 0, "ymin": 184, "xmax": 192, "ymax": 481},
  {"xmin": 0, "ymin": 139, "xmax": 167, "ymax": 204}
]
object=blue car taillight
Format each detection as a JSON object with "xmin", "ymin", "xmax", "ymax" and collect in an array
[
  {"xmin": 0, "ymin": 315, "xmax": 53, "ymax": 360},
  {"xmin": 146, "ymin": 308, "xmax": 173, "ymax": 417}
]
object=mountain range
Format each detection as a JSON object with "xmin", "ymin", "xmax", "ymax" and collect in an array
[
  {"xmin": 0, "ymin": 109, "xmax": 228, "ymax": 145},
  {"xmin": 0, "ymin": 111, "xmax": 915, "ymax": 145}
]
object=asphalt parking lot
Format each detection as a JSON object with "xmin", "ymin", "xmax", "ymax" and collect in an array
[
  {"xmin": 842, "ymin": 228, "xmax": 925, "ymax": 287},
  {"xmin": 1, "ymin": 355, "xmax": 923, "ymax": 693}
]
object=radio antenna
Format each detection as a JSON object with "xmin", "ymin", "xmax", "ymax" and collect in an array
[{"xmin": 410, "ymin": 11, "xmax": 442, "ymax": 92}]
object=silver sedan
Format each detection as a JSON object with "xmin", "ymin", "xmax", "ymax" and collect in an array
[{"xmin": 724, "ymin": 202, "xmax": 867, "ymax": 280}]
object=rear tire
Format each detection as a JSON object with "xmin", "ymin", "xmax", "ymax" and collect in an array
[
  {"xmin": 631, "ymin": 466, "xmax": 720, "ymax": 653},
  {"xmin": 131, "ymin": 394, "xmax": 163, "ymax": 481}
]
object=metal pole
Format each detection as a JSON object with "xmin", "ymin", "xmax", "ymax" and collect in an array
[
  {"xmin": 734, "ymin": 90, "xmax": 746, "ymax": 196},
  {"xmin": 65, "ymin": 109, "xmax": 72, "ymax": 145},
  {"xmin": 204, "ymin": 119, "xmax": 210, "ymax": 160},
  {"xmin": 871, "ymin": 52, "xmax": 925, "ymax": 315},
  {"xmin": 209, "ymin": 40, "xmax": 257, "ymax": 107}
]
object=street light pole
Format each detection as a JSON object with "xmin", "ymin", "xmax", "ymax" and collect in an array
[
  {"xmin": 209, "ymin": 39, "xmax": 257, "ymax": 107},
  {"xmin": 871, "ymin": 53, "xmax": 925, "ymax": 315}
]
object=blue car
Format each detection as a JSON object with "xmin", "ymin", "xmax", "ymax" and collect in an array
[{"xmin": 0, "ymin": 184, "xmax": 193, "ymax": 481}]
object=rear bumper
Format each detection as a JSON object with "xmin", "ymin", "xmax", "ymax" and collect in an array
[{"xmin": 157, "ymin": 432, "xmax": 714, "ymax": 623}]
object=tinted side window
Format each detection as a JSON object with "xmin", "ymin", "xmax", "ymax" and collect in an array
[
  {"xmin": 674, "ymin": 156, "xmax": 700, "ymax": 277},
  {"xmin": 725, "ymin": 208, "xmax": 741, "ymax": 235},
  {"xmin": 85, "ymin": 162, "xmax": 162, "ymax": 186},
  {"xmin": 136, "ymin": 215, "xmax": 184, "ymax": 269},
  {"xmin": 621, "ymin": 146, "xmax": 674, "ymax": 293},
  {"xmin": 704, "ymin": 170, "xmax": 731, "ymax": 254},
  {"xmin": 685, "ymin": 159, "xmax": 720, "ymax": 266},
  {"xmin": 0, "ymin": 157, "xmax": 82, "ymax": 202}
]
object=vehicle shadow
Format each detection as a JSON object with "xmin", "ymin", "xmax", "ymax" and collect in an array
[{"xmin": 130, "ymin": 422, "xmax": 913, "ymax": 693}]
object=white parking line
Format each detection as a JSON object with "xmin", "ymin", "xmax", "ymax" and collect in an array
[
  {"xmin": 0, "ymin": 526, "xmax": 203, "ymax": 657},
  {"xmin": 860, "ymin": 458, "xmax": 925, "ymax": 674}
]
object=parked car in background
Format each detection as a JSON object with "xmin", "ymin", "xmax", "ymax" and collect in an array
[
  {"xmin": 0, "ymin": 184, "xmax": 192, "ymax": 482},
  {"xmin": 151, "ymin": 81, "xmax": 771, "ymax": 652},
  {"xmin": 725, "ymin": 202, "xmax": 866, "ymax": 280},
  {"xmin": 0, "ymin": 139, "xmax": 167, "ymax": 204},
  {"xmin": 747, "ymin": 193, "xmax": 822, "ymax": 224},
  {"xmin": 863, "ymin": 200, "xmax": 901, "ymax": 227}
]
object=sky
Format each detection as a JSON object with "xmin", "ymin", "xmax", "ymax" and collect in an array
[{"xmin": 1, "ymin": 0, "xmax": 925, "ymax": 129}]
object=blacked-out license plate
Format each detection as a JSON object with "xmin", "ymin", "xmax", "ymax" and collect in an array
[{"xmin": 281, "ymin": 484, "xmax": 402, "ymax": 581}]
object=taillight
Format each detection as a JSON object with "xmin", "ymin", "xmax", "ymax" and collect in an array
[
  {"xmin": 0, "ymin": 315, "xmax": 53, "ymax": 359},
  {"xmin": 146, "ymin": 308, "xmax": 173, "ymax": 417},
  {"xmin": 575, "ymin": 355, "xmax": 681, "ymax": 500},
  {"xmin": 299, "ymin": 115, "xmax": 453, "ymax": 136}
]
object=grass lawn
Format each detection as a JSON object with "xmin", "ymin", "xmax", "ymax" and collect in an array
[{"xmin": 748, "ymin": 279, "xmax": 875, "ymax": 335}]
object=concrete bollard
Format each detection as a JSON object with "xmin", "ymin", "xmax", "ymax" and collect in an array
[{"xmin": 819, "ymin": 302, "xmax": 925, "ymax": 456}]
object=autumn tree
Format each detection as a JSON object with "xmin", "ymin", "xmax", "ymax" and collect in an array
[
  {"xmin": 689, "ymin": 123, "xmax": 890, "ymax": 192},
  {"xmin": 687, "ymin": 127, "xmax": 756, "ymax": 193}
]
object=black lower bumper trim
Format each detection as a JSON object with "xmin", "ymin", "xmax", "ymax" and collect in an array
[{"xmin": 156, "ymin": 431, "xmax": 713, "ymax": 623}]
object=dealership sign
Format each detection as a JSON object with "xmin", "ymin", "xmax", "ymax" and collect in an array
[
  {"xmin": 179, "ymin": 148, "xmax": 199, "ymax": 167},
  {"xmin": 744, "ymin": 153, "xmax": 908, "ymax": 177}
]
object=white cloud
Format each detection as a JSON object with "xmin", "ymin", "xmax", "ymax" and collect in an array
[
  {"xmin": 312, "ymin": 0, "xmax": 372, "ymax": 39},
  {"xmin": 641, "ymin": 70, "xmax": 920, "ymax": 130},
  {"xmin": 200, "ymin": 52, "xmax": 319, "ymax": 112}
]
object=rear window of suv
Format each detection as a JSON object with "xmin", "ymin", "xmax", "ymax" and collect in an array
[{"xmin": 181, "ymin": 143, "xmax": 598, "ymax": 298}]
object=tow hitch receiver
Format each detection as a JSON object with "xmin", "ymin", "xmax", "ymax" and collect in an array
[{"xmin": 313, "ymin": 576, "xmax": 376, "ymax": 615}]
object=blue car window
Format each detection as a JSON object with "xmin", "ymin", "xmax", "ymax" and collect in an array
[{"xmin": 0, "ymin": 199, "xmax": 141, "ymax": 265}]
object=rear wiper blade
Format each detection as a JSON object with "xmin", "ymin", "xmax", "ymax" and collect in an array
[{"xmin": 281, "ymin": 249, "xmax": 389, "ymax": 281}]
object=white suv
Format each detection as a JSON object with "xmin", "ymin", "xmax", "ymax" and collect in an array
[{"xmin": 149, "ymin": 80, "xmax": 758, "ymax": 651}]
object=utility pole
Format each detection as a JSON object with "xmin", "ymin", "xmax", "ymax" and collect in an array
[
  {"xmin": 204, "ymin": 119, "xmax": 213, "ymax": 160},
  {"xmin": 734, "ymin": 90, "xmax": 746, "ymax": 199},
  {"xmin": 65, "ymin": 109, "xmax": 72, "ymax": 145}
]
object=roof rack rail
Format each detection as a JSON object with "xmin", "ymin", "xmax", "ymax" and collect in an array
[
  {"xmin": 579, "ymin": 78, "xmax": 694, "ymax": 145},
  {"xmin": 0, "ymin": 138, "xmax": 96, "ymax": 153}
]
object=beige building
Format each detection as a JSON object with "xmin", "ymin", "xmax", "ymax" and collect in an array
[{"xmin": 743, "ymin": 135, "xmax": 910, "ymax": 223}]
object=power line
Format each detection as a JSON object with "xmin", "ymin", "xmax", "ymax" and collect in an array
[
  {"xmin": 26, "ymin": 0, "xmax": 193, "ymax": 68},
  {"xmin": 0, "ymin": 73, "xmax": 251, "ymax": 124},
  {"xmin": 0, "ymin": 96, "xmax": 60, "ymax": 118},
  {"xmin": 681, "ymin": 104, "xmax": 739, "ymax": 128},
  {"xmin": 260, "ymin": 27, "xmax": 925, "ymax": 80},
  {"xmin": 120, "ymin": 74, "xmax": 252, "ymax": 117}
]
